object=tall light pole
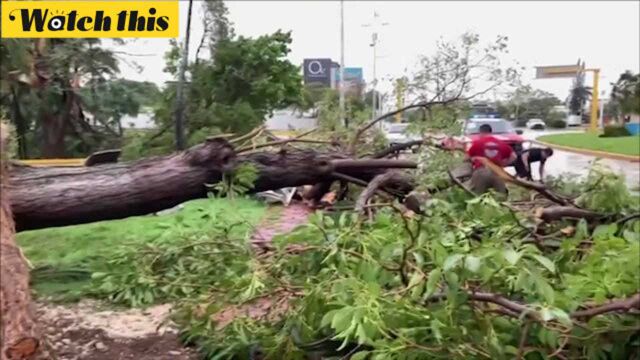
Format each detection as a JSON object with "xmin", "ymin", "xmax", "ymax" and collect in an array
[
  {"xmin": 363, "ymin": 11, "xmax": 388, "ymax": 122},
  {"xmin": 339, "ymin": 0, "xmax": 346, "ymax": 127}
]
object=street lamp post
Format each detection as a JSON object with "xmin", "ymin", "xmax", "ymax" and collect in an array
[
  {"xmin": 362, "ymin": 11, "xmax": 388, "ymax": 122},
  {"xmin": 339, "ymin": 0, "xmax": 346, "ymax": 127}
]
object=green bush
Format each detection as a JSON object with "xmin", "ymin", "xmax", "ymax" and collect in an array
[
  {"xmin": 546, "ymin": 119, "xmax": 567, "ymax": 129},
  {"xmin": 601, "ymin": 125, "xmax": 631, "ymax": 138},
  {"xmin": 545, "ymin": 111, "xmax": 567, "ymax": 129}
]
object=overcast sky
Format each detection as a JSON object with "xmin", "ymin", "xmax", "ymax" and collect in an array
[{"xmin": 113, "ymin": 1, "xmax": 640, "ymax": 104}]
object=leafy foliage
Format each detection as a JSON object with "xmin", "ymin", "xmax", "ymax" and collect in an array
[
  {"xmin": 496, "ymin": 85, "xmax": 562, "ymax": 121},
  {"xmin": 610, "ymin": 71, "xmax": 640, "ymax": 117},
  {"xmin": 92, "ymin": 161, "xmax": 639, "ymax": 359},
  {"xmin": 601, "ymin": 125, "xmax": 632, "ymax": 138},
  {"xmin": 128, "ymin": 30, "xmax": 303, "ymax": 158},
  {"xmin": 209, "ymin": 163, "xmax": 260, "ymax": 199}
]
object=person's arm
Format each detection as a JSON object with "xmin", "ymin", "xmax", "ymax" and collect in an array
[
  {"xmin": 499, "ymin": 143, "xmax": 515, "ymax": 167},
  {"xmin": 539, "ymin": 158, "xmax": 546, "ymax": 182},
  {"xmin": 521, "ymin": 152, "xmax": 530, "ymax": 173},
  {"xmin": 466, "ymin": 142, "xmax": 481, "ymax": 162},
  {"xmin": 505, "ymin": 151, "xmax": 517, "ymax": 167}
]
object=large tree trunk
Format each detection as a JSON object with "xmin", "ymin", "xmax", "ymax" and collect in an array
[
  {"xmin": 10, "ymin": 138, "xmax": 236, "ymax": 231},
  {"xmin": 1, "ymin": 123, "xmax": 42, "ymax": 360},
  {"xmin": 10, "ymin": 144, "xmax": 416, "ymax": 232}
]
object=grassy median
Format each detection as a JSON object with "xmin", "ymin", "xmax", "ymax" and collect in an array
[
  {"xmin": 17, "ymin": 197, "xmax": 266, "ymax": 301},
  {"xmin": 538, "ymin": 133, "xmax": 640, "ymax": 157}
]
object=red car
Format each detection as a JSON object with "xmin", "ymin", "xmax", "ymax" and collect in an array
[{"xmin": 441, "ymin": 118, "xmax": 525, "ymax": 152}]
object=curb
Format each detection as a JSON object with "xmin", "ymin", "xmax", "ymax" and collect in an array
[{"xmin": 533, "ymin": 139, "xmax": 640, "ymax": 162}]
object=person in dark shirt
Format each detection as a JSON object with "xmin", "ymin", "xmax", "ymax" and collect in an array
[{"xmin": 514, "ymin": 147, "xmax": 554, "ymax": 181}]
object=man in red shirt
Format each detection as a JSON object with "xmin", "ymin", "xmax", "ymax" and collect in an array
[{"xmin": 465, "ymin": 124, "xmax": 516, "ymax": 194}]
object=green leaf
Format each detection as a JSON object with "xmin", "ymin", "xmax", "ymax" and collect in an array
[
  {"xmin": 550, "ymin": 308, "xmax": 572, "ymax": 326},
  {"xmin": 413, "ymin": 252, "xmax": 425, "ymax": 266},
  {"xmin": 623, "ymin": 229, "xmax": 639, "ymax": 242},
  {"xmin": 331, "ymin": 307, "xmax": 354, "ymax": 333},
  {"xmin": 321, "ymin": 309, "xmax": 339, "ymax": 328},
  {"xmin": 464, "ymin": 255, "xmax": 481, "ymax": 273},
  {"xmin": 535, "ymin": 277, "xmax": 556, "ymax": 304},
  {"xmin": 91, "ymin": 272, "xmax": 107, "ymax": 279},
  {"xmin": 503, "ymin": 249, "xmax": 521, "ymax": 265},
  {"xmin": 531, "ymin": 254, "xmax": 556, "ymax": 273},
  {"xmin": 445, "ymin": 272, "xmax": 459, "ymax": 291},
  {"xmin": 425, "ymin": 268, "xmax": 442, "ymax": 297},
  {"xmin": 430, "ymin": 319, "xmax": 443, "ymax": 343},
  {"xmin": 540, "ymin": 307, "xmax": 554, "ymax": 322},
  {"xmin": 351, "ymin": 351, "xmax": 370, "ymax": 360},
  {"xmin": 443, "ymin": 254, "xmax": 464, "ymax": 271}
]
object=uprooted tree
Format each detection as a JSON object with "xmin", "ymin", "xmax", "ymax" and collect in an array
[
  {"xmin": 1, "ymin": 123, "xmax": 42, "ymax": 360},
  {"xmin": 8, "ymin": 31, "xmax": 520, "ymax": 231}
]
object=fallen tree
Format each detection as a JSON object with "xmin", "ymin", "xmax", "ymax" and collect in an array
[
  {"xmin": 1, "ymin": 123, "xmax": 42, "ymax": 360},
  {"xmin": 10, "ymin": 137, "xmax": 420, "ymax": 231}
]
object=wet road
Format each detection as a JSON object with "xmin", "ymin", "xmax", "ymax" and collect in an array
[{"xmin": 521, "ymin": 128, "xmax": 639, "ymax": 190}]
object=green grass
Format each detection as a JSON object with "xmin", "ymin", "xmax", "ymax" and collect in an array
[
  {"xmin": 538, "ymin": 133, "xmax": 640, "ymax": 156},
  {"xmin": 17, "ymin": 197, "xmax": 266, "ymax": 301}
]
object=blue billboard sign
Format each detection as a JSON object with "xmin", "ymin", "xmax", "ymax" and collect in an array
[{"xmin": 334, "ymin": 67, "xmax": 364, "ymax": 83}]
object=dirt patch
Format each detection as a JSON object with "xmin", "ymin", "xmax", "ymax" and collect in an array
[
  {"xmin": 36, "ymin": 300, "xmax": 198, "ymax": 360},
  {"xmin": 250, "ymin": 202, "xmax": 312, "ymax": 251}
]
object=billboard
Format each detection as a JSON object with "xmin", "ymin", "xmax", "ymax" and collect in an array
[
  {"xmin": 535, "ymin": 64, "xmax": 584, "ymax": 79},
  {"xmin": 303, "ymin": 58, "xmax": 332, "ymax": 86}
]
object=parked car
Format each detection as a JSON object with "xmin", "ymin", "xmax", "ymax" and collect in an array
[
  {"xmin": 382, "ymin": 123, "xmax": 423, "ymax": 153},
  {"xmin": 384, "ymin": 123, "xmax": 421, "ymax": 144},
  {"xmin": 526, "ymin": 118, "xmax": 546, "ymax": 130}
]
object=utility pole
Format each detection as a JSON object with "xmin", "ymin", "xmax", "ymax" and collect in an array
[
  {"xmin": 363, "ymin": 11, "xmax": 388, "ymax": 122},
  {"xmin": 174, "ymin": 0, "xmax": 194, "ymax": 150},
  {"xmin": 339, "ymin": 0, "xmax": 346, "ymax": 127}
]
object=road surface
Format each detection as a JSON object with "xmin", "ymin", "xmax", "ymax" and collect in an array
[{"xmin": 521, "ymin": 128, "xmax": 639, "ymax": 190}]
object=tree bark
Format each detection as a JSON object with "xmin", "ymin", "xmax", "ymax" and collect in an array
[
  {"xmin": 9, "ymin": 145, "xmax": 416, "ymax": 231},
  {"xmin": 10, "ymin": 139, "xmax": 236, "ymax": 231},
  {"xmin": 1, "ymin": 123, "xmax": 42, "ymax": 360}
]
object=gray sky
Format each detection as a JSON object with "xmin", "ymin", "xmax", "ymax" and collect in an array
[{"xmin": 113, "ymin": 1, "xmax": 640, "ymax": 105}]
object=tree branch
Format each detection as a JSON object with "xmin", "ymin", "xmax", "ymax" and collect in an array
[
  {"xmin": 355, "ymin": 172, "xmax": 402, "ymax": 213},
  {"xmin": 332, "ymin": 159, "xmax": 417, "ymax": 170},
  {"xmin": 236, "ymin": 128, "xmax": 319, "ymax": 153},
  {"xmin": 539, "ymin": 206, "xmax": 607, "ymax": 223},
  {"xmin": 572, "ymin": 293, "xmax": 640, "ymax": 318},
  {"xmin": 425, "ymin": 291, "xmax": 640, "ymax": 321},
  {"xmin": 348, "ymin": 101, "xmax": 452, "ymax": 154},
  {"xmin": 372, "ymin": 140, "xmax": 427, "ymax": 159}
]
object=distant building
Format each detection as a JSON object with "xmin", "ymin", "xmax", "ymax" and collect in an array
[
  {"xmin": 265, "ymin": 109, "xmax": 317, "ymax": 131},
  {"xmin": 303, "ymin": 58, "xmax": 365, "ymax": 96},
  {"xmin": 122, "ymin": 110, "xmax": 156, "ymax": 130}
]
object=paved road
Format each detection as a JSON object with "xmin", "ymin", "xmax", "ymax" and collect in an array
[{"xmin": 520, "ymin": 128, "xmax": 639, "ymax": 190}]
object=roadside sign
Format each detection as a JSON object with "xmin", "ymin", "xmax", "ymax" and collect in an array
[{"xmin": 535, "ymin": 64, "xmax": 584, "ymax": 79}]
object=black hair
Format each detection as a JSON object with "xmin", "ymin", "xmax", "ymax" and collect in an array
[
  {"xmin": 544, "ymin": 147, "xmax": 554, "ymax": 156},
  {"xmin": 479, "ymin": 124, "xmax": 493, "ymax": 133}
]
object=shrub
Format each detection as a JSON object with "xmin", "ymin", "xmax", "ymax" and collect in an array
[
  {"xmin": 545, "ymin": 111, "xmax": 567, "ymax": 129},
  {"xmin": 601, "ymin": 125, "xmax": 631, "ymax": 138}
]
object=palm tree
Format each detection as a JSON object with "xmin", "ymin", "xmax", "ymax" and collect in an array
[
  {"xmin": 611, "ymin": 71, "xmax": 640, "ymax": 117},
  {"xmin": 566, "ymin": 70, "xmax": 591, "ymax": 116}
]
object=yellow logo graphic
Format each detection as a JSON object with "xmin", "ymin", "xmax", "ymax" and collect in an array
[{"xmin": 1, "ymin": 1, "xmax": 179, "ymax": 38}]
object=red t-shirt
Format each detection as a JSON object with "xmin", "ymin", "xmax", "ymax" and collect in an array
[{"xmin": 467, "ymin": 136, "xmax": 513, "ymax": 169}]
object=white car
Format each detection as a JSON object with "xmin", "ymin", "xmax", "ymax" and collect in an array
[
  {"xmin": 567, "ymin": 114, "xmax": 582, "ymax": 127},
  {"xmin": 384, "ymin": 123, "xmax": 421, "ymax": 145},
  {"xmin": 526, "ymin": 118, "xmax": 546, "ymax": 130}
]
